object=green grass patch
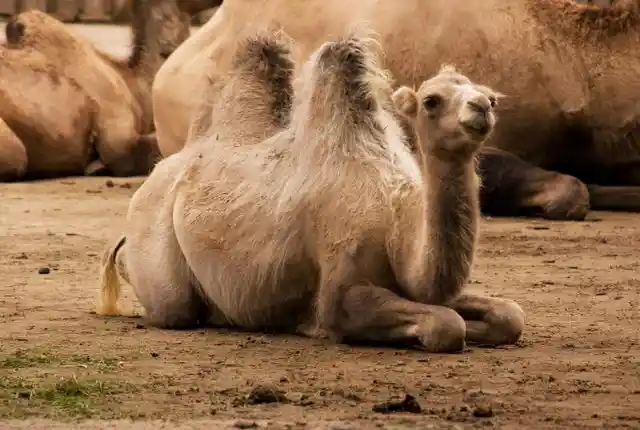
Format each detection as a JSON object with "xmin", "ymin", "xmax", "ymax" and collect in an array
[
  {"xmin": 0, "ymin": 374, "xmax": 138, "ymax": 418},
  {"xmin": 0, "ymin": 349, "xmax": 119, "ymax": 370}
]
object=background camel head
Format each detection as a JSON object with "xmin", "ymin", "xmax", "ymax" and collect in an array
[
  {"xmin": 392, "ymin": 65, "xmax": 502, "ymax": 161},
  {"xmin": 4, "ymin": 9, "xmax": 69, "ymax": 48}
]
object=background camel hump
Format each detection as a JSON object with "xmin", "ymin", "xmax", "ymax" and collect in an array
[
  {"xmin": 532, "ymin": 0, "xmax": 640, "ymax": 38},
  {"xmin": 233, "ymin": 31, "xmax": 295, "ymax": 79}
]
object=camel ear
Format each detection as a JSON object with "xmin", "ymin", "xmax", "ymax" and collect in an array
[{"xmin": 392, "ymin": 86, "xmax": 419, "ymax": 119}]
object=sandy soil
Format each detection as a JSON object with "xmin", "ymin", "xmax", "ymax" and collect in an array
[
  {"xmin": 0, "ymin": 177, "xmax": 639, "ymax": 430},
  {"xmin": 0, "ymin": 20, "xmax": 639, "ymax": 430}
]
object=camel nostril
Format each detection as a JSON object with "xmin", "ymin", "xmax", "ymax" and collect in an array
[{"xmin": 467, "ymin": 100, "xmax": 489, "ymax": 115}]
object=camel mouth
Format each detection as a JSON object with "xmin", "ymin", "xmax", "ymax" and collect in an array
[{"xmin": 461, "ymin": 116, "xmax": 492, "ymax": 139}]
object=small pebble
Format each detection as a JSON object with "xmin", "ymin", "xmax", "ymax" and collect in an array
[
  {"xmin": 233, "ymin": 420, "xmax": 258, "ymax": 429},
  {"xmin": 38, "ymin": 267, "xmax": 50, "ymax": 275},
  {"xmin": 246, "ymin": 384, "xmax": 286, "ymax": 404},
  {"xmin": 372, "ymin": 394, "xmax": 422, "ymax": 414},
  {"xmin": 105, "ymin": 180, "xmax": 115, "ymax": 188},
  {"xmin": 473, "ymin": 405, "xmax": 494, "ymax": 417}
]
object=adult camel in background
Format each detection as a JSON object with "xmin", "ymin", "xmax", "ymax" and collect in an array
[
  {"xmin": 0, "ymin": 0, "xmax": 216, "ymax": 181},
  {"xmin": 152, "ymin": 0, "xmax": 640, "ymax": 220}
]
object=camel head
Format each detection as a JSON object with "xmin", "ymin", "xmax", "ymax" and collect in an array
[
  {"xmin": 392, "ymin": 65, "xmax": 502, "ymax": 161},
  {"xmin": 4, "ymin": 9, "xmax": 68, "ymax": 49},
  {"xmin": 128, "ymin": 0, "xmax": 192, "ymax": 70}
]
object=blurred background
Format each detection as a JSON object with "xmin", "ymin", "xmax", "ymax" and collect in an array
[{"xmin": 0, "ymin": 0, "xmax": 218, "ymax": 25}]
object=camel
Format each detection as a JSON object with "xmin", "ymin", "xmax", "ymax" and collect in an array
[
  {"xmin": 0, "ymin": 118, "xmax": 27, "ymax": 181},
  {"xmin": 151, "ymin": 0, "xmax": 640, "ymax": 220},
  {"xmin": 0, "ymin": 0, "xmax": 211, "ymax": 181},
  {"xmin": 96, "ymin": 31, "xmax": 525, "ymax": 352}
]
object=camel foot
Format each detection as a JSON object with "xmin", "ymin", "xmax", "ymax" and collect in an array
[{"xmin": 446, "ymin": 293, "xmax": 525, "ymax": 346}]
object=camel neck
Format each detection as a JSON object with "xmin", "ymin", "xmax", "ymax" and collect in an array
[{"xmin": 413, "ymin": 146, "xmax": 480, "ymax": 305}]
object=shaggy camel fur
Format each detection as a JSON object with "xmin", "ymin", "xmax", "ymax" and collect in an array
[
  {"xmin": 152, "ymin": 0, "xmax": 640, "ymax": 220},
  {"xmin": 0, "ymin": 0, "xmax": 200, "ymax": 180},
  {"xmin": 97, "ymin": 32, "xmax": 525, "ymax": 352}
]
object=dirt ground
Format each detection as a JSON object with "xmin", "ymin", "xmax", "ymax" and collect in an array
[
  {"xmin": 0, "ymin": 20, "xmax": 639, "ymax": 430},
  {"xmin": 0, "ymin": 176, "xmax": 639, "ymax": 430}
]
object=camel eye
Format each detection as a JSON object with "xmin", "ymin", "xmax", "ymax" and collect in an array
[
  {"xmin": 423, "ymin": 94, "xmax": 443, "ymax": 111},
  {"xmin": 489, "ymin": 95, "xmax": 497, "ymax": 108}
]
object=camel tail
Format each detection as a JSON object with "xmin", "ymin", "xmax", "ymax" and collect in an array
[{"xmin": 96, "ymin": 235, "xmax": 127, "ymax": 316}]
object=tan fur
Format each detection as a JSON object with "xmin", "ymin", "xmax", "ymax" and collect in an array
[
  {"xmin": 97, "ymin": 235, "xmax": 127, "ymax": 316},
  {"xmin": 0, "ymin": 117, "xmax": 27, "ymax": 181},
  {"xmin": 151, "ymin": 0, "xmax": 640, "ymax": 216},
  {"xmin": 99, "ymin": 31, "xmax": 525, "ymax": 352},
  {"xmin": 0, "ymin": 1, "xmax": 193, "ymax": 180}
]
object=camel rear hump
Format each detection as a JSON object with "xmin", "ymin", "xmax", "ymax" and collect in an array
[{"xmin": 303, "ymin": 29, "xmax": 390, "ymax": 114}]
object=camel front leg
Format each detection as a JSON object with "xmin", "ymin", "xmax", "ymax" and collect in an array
[
  {"xmin": 314, "ymin": 269, "xmax": 467, "ymax": 353},
  {"xmin": 445, "ymin": 293, "xmax": 525, "ymax": 346}
]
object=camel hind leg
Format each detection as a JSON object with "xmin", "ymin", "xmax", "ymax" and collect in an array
[
  {"xmin": 123, "ymin": 211, "xmax": 210, "ymax": 329},
  {"xmin": 121, "ymin": 156, "xmax": 210, "ymax": 329}
]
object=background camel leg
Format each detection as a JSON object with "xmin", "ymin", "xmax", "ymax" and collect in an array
[
  {"xmin": 445, "ymin": 293, "xmax": 525, "ymax": 346},
  {"xmin": 477, "ymin": 147, "xmax": 590, "ymax": 220},
  {"xmin": 317, "ymin": 282, "xmax": 467, "ymax": 353},
  {"xmin": 587, "ymin": 185, "xmax": 640, "ymax": 211},
  {"xmin": 0, "ymin": 123, "xmax": 28, "ymax": 182},
  {"xmin": 84, "ymin": 159, "xmax": 109, "ymax": 176},
  {"xmin": 554, "ymin": 160, "xmax": 640, "ymax": 212}
]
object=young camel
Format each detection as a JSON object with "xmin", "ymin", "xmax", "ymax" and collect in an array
[
  {"xmin": 0, "ymin": 0, "xmax": 204, "ymax": 180},
  {"xmin": 96, "ymin": 32, "xmax": 525, "ymax": 352},
  {"xmin": 152, "ymin": 0, "xmax": 640, "ymax": 220}
]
